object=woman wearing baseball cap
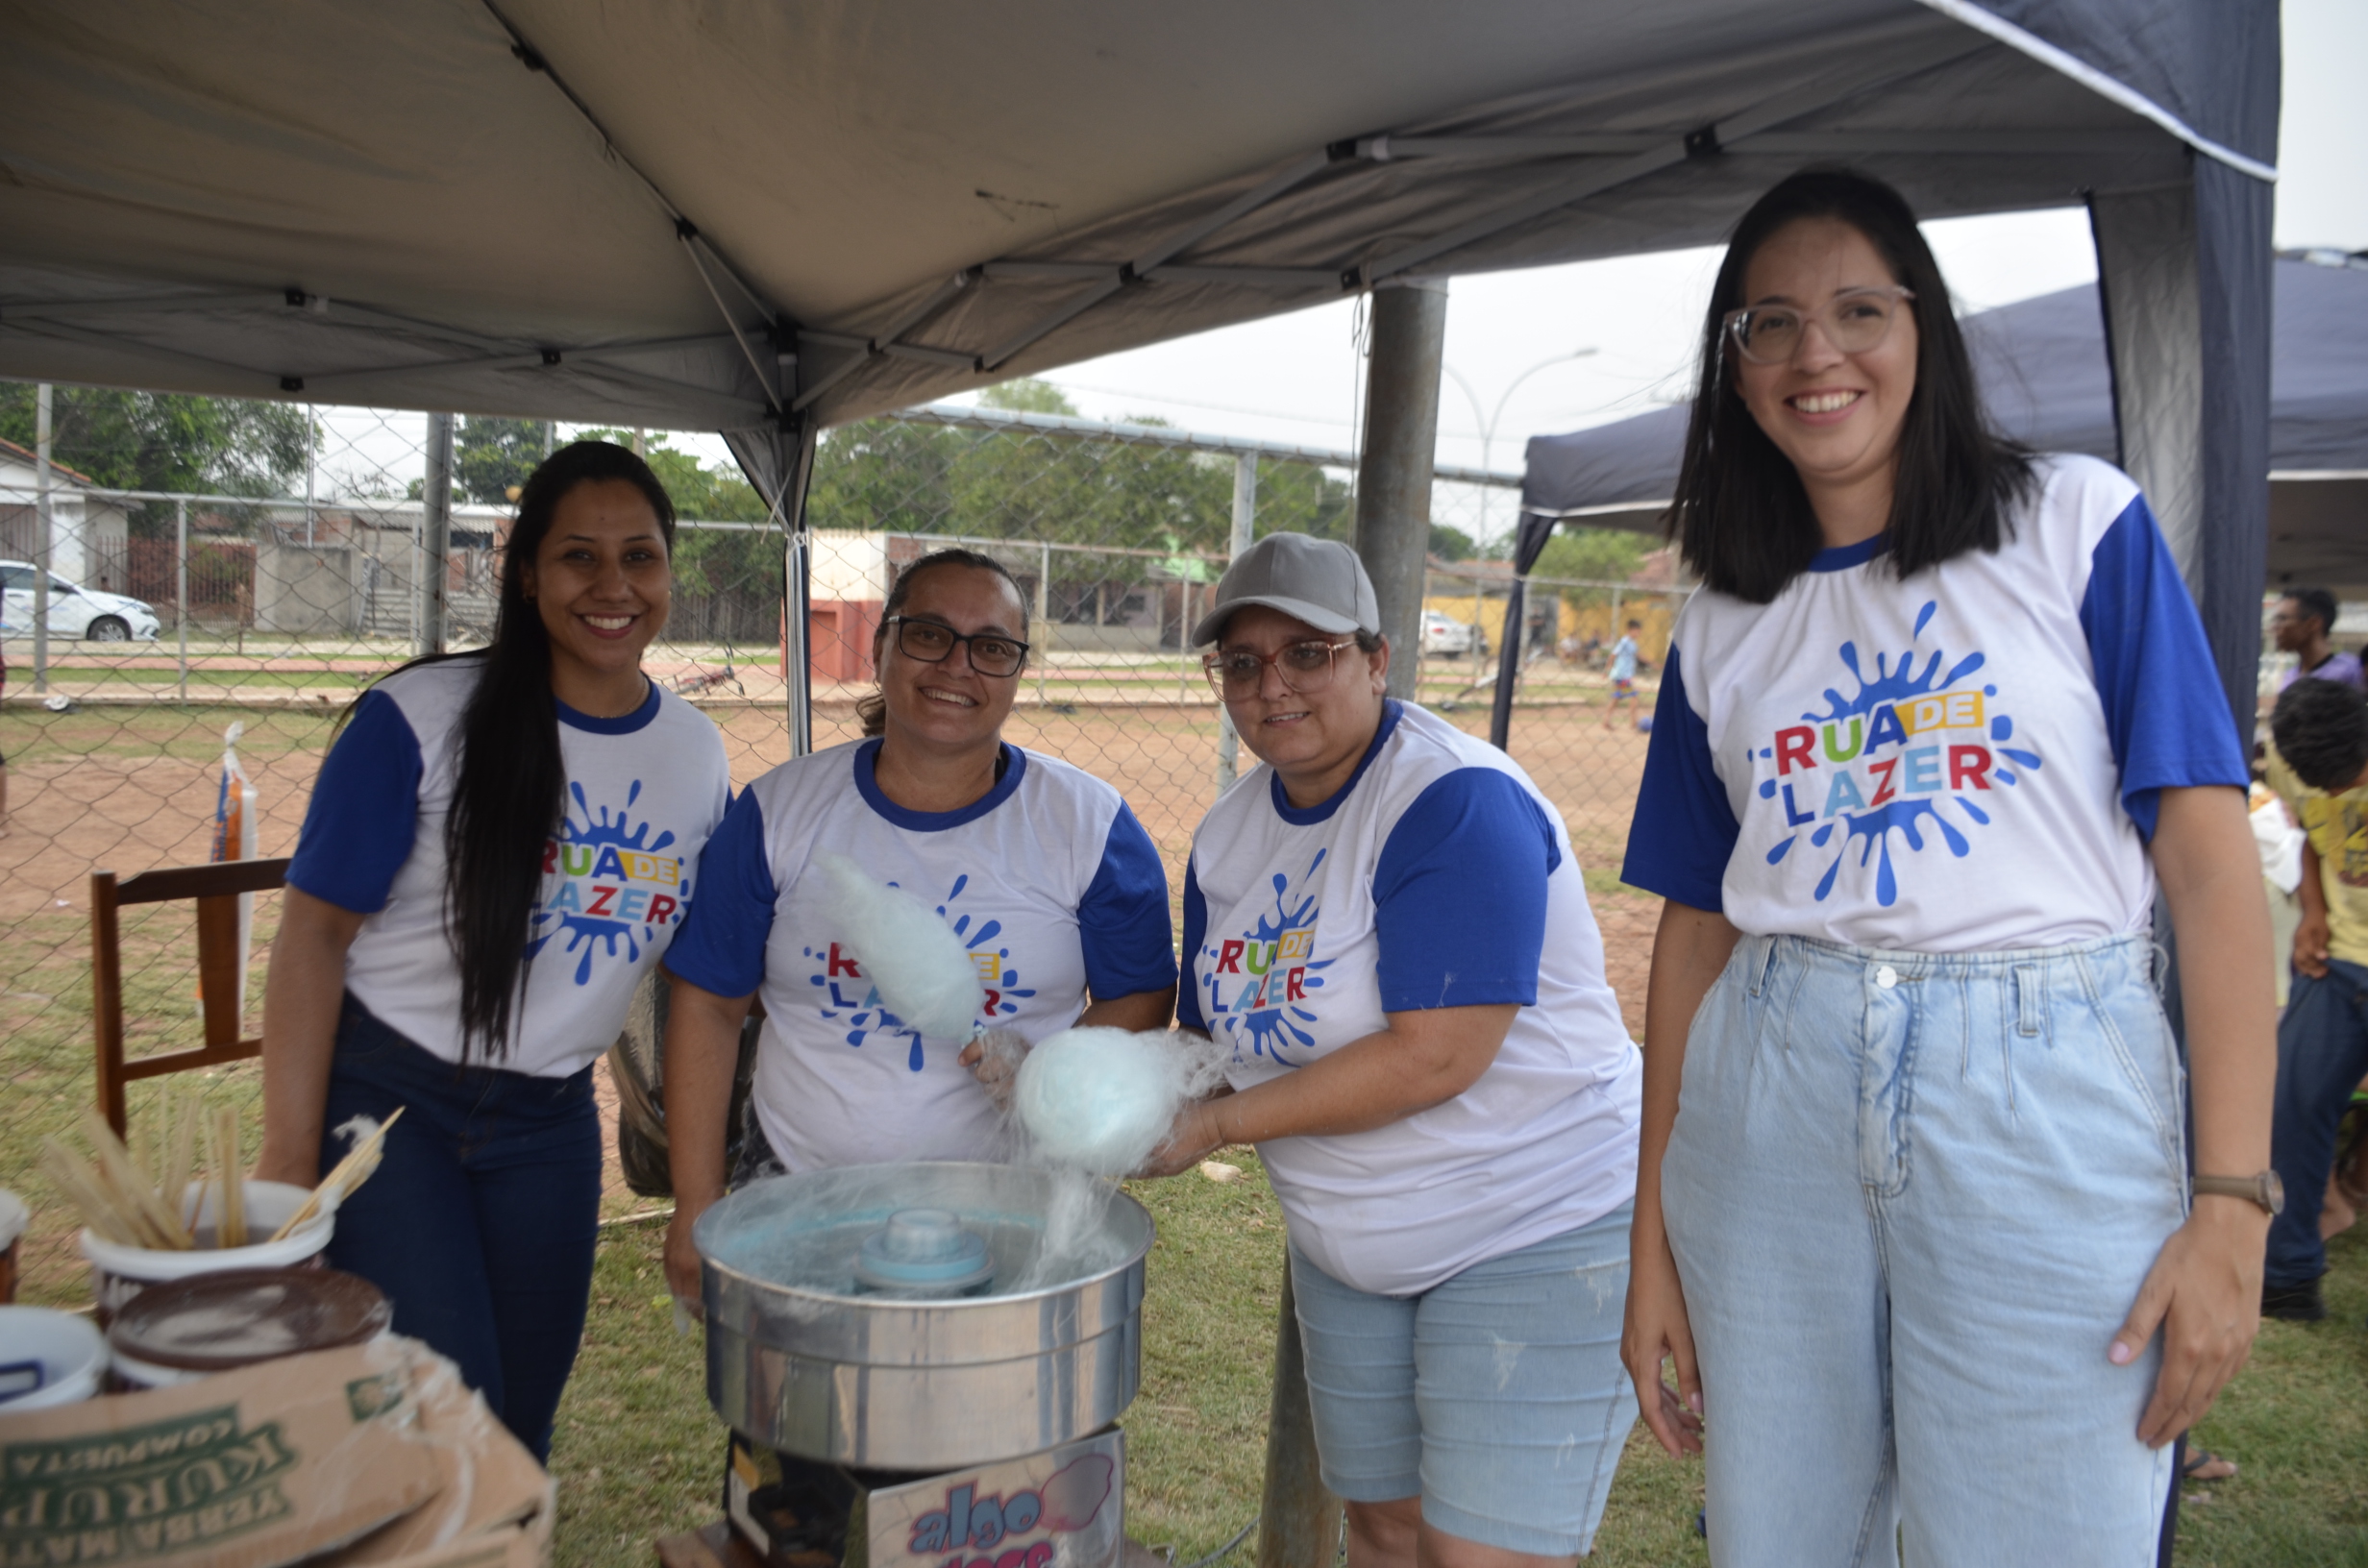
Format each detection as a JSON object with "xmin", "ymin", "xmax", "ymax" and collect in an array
[{"xmin": 1144, "ymin": 531, "xmax": 1644, "ymax": 1568}]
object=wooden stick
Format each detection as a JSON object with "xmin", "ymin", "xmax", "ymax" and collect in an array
[
  {"xmin": 80, "ymin": 1111, "xmax": 192, "ymax": 1249},
  {"xmin": 214, "ymin": 1104, "xmax": 246, "ymax": 1248},
  {"xmin": 39, "ymin": 1139, "xmax": 141, "ymax": 1247},
  {"xmin": 269, "ymin": 1106, "xmax": 404, "ymax": 1242},
  {"xmin": 160, "ymin": 1093, "xmax": 200, "ymax": 1233}
]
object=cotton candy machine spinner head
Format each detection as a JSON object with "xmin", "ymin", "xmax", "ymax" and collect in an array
[{"xmin": 696, "ymin": 1162, "xmax": 1153, "ymax": 1471}]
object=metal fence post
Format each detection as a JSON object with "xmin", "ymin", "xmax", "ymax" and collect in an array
[
  {"xmin": 1217, "ymin": 453, "xmax": 1257, "ymax": 788},
  {"xmin": 1036, "ymin": 541, "xmax": 1053, "ymax": 705},
  {"xmin": 419, "ymin": 413, "xmax": 455, "ymax": 655},
  {"xmin": 175, "ymin": 500, "xmax": 189, "ymax": 703},
  {"xmin": 33, "ymin": 383, "xmax": 52, "ymax": 694},
  {"xmin": 1255, "ymin": 1264, "xmax": 1341, "ymax": 1568},
  {"xmin": 1351, "ymin": 281, "xmax": 1448, "ymax": 700}
]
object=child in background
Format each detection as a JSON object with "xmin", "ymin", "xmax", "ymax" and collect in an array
[{"xmin": 1603, "ymin": 618, "xmax": 1642, "ymax": 729}]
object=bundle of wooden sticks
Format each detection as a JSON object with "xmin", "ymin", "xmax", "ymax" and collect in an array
[{"xmin": 40, "ymin": 1098, "xmax": 401, "ymax": 1251}]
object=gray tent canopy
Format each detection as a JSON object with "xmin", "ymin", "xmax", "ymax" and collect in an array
[
  {"xmin": 0, "ymin": 0, "xmax": 2277, "ymax": 746},
  {"xmin": 1522, "ymin": 252, "xmax": 2368, "ymax": 589}
]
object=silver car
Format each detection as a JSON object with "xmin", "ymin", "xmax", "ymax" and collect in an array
[{"xmin": 0, "ymin": 560, "xmax": 161, "ymax": 642}]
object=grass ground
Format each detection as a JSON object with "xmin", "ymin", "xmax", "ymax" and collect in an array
[{"xmin": 545, "ymin": 1161, "xmax": 2368, "ymax": 1568}]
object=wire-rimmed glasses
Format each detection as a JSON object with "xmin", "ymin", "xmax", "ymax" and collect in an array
[
  {"xmin": 885, "ymin": 615, "xmax": 1029, "ymax": 676},
  {"xmin": 1721, "ymin": 284, "xmax": 1916, "ymax": 366},
  {"xmin": 1202, "ymin": 637, "xmax": 1359, "ymax": 698}
]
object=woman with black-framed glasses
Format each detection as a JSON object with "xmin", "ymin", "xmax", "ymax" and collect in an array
[
  {"xmin": 655, "ymin": 547, "xmax": 1177, "ymax": 1304},
  {"xmin": 1144, "ymin": 531, "xmax": 1646, "ymax": 1568}
]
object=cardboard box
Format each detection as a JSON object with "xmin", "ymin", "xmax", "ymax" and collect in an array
[
  {"xmin": 0, "ymin": 1337, "xmax": 438, "ymax": 1568},
  {"xmin": 321, "ymin": 1349, "xmax": 553, "ymax": 1568}
]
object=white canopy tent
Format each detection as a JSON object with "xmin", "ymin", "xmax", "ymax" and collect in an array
[{"xmin": 0, "ymin": 0, "xmax": 2278, "ymax": 742}]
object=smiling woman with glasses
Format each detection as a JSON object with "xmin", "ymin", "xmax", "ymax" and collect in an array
[
  {"xmin": 1138, "ymin": 530, "xmax": 1647, "ymax": 1568},
  {"xmin": 656, "ymin": 547, "xmax": 1178, "ymax": 1312}
]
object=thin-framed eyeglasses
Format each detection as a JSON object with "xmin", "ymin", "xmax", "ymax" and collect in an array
[
  {"xmin": 1721, "ymin": 284, "xmax": 1916, "ymax": 367},
  {"xmin": 1202, "ymin": 637, "xmax": 1359, "ymax": 698},
  {"xmin": 885, "ymin": 615, "xmax": 1029, "ymax": 676}
]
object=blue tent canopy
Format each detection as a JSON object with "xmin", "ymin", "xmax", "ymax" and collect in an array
[{"xmin": 1521, "ymin": 251, "xmax": 2368, "ymax": 590}]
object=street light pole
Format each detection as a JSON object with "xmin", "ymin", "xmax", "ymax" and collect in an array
[{"xmin": 1439, "ymin": 349, "xmax": 1595, "ymax": 666}]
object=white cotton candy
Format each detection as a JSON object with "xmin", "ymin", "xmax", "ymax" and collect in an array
[
  {"xmin": 812, "ymin": 852, "xmax": 984, "ymax": 1041},
  {"xmin": 1014, "ymin": 1028, "xmax": 1224, "ymax": 1176}
]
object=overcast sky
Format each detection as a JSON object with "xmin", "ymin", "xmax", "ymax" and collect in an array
[{"xmin": 327, "ymin": 0, "xmax": 2365, "ymax": 536}]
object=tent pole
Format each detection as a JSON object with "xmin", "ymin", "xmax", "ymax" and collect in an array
[
  {"xmin": 1352, "ymin": 280, "xmax": 1448, "ymax": 700},
  {"xmin": 1217, "ymin": 453, "xmax": 1256, "ymax": 788}
]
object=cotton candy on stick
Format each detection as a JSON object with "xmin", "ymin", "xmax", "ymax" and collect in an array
[
  {"xmin": 812, "ymin": 852, "xmax": 983, "ymax": 1041},
  {"xmin": 1013, "ymin": 1028, "xmax": 1224, "ymax": 1176}
]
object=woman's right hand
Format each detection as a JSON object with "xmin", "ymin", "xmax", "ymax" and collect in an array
[
  {"xmin": 1622, "ymin": 1226, "xmax": 1704, "ymax": 1457},
  {"xmin": 664, "ymin": 1197, "xmax": 710, "ymax": 1308}
]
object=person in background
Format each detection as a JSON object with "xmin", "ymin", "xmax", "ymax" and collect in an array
[
  {"xmin": 657, "ymin": 548, "xmax": 1176, "ymax": 1307},
  {"xmin": 2273, "ymin": 588, "xmax": 2365, "ymax": 693},
  {"xmin": 1603, "ymin": 618, "xmax": 1643, "ymax": 729},
  {"xmin": 1617, "ymin": 169, "xmax": 2272, "ymax": 1565},
  {"xmin": 258, "ymin": 441, "xmax": 729, "ymax": 1459},
  {"xmin": 2261, "ymin": 675, "xmax": 2368, "ymax": 1321},
  {"xmin": 1147, "ymin": 532, "xmax": 1645, "ymax": 1568}
]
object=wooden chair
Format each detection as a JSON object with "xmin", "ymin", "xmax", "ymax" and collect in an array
[{"xmin": 91, "ymin": 858, "xmax": 292, "ymax": 1137}]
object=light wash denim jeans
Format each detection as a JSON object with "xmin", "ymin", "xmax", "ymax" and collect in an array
[
  {"xmin": 1288, "ymin": 1206, "xmax": 1639, "ymax": 1557},
  {"xmin": 1663, "ymin": 933, "xmax": 2184, "ymax": 1568}
]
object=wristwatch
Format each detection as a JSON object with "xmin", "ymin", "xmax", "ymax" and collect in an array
[{"xmin": 2192, "ymin": 1171, "xmax": 2284, "ymax": 1215}]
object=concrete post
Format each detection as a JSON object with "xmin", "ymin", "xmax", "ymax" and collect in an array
[
  {"xmin": 1217, "ymin": 453, "xmax": 1257, "ymax": 788},
  {"xmin": 33, "ymin": 384, "xmax": 52, "ymax": 694},
  {"xmin": 1254, "ymin": 1266, "xmax": 1341, "ymax": 1568},
  {"xmin": 419, "ymin": 413, "xmax": 455, "ymax": 655},
  {"xmin": 1351, "ymin": 281, "xmax": 1448, "ymax": 700}
]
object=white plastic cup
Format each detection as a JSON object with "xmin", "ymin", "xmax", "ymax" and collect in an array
[
  {"xmin": 78, "ymin": 1180, "xmax": 335, "ymax": 1324},
  {"xmin": 0, "ymin": 1306, "xmax": 108, "ymax": 1411},
  {"xmin": 0, "ymin": 1189, "xmax": 28, "ymax": 1305}
]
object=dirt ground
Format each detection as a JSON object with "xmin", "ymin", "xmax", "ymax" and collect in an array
[{"xmin": 0, "ymin": 696, "xmax": 1657, "ymax": 1299}]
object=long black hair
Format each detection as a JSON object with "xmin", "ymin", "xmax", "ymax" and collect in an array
[
  {"xmin": 855, "ymin": 548, "xmax": 1028, "ymax": 738},
  {"xmin": 1668, "ymin": 168, "xmax": 2033, "ymax": 603},
  {"xmin": 355, "ymin": 439, "xmax": 676, "ymax": 1060}
]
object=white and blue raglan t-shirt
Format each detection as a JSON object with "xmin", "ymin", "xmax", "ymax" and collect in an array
[
  {"xmin": 1623, "ymin": 454, "xmax": 2248, "ymax": 949},
  {"xmin": 1179, "ymin": 700, "xmax": 1642, "ymax": 1297},
  {"xmin": 663, "ymin": 740, "xmax": 1176, "ymax": 1174},
  {"xmin": 285, "ymin": 655, "xmax": 731, "ymax": 1077}
]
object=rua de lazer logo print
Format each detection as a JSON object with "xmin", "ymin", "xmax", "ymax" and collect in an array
[
  {"xmin": 1196, "ymin": 851, "xmax": 1333, "ymax": 1064},
  {"xmin": 528, "ymin": 780, "xmax": 688, "ymax": 984},
  {"xmin": 803, "ymin": 873, "xmax": 1034, "ymax": 1072},
  {"xmin": 1755, "ymin": 601, "xmax": 2041, "ymax": 906}
]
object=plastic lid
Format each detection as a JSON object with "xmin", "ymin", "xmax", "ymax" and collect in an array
[
  {"xmin": 854, "ymin": 1208, "xmax": 995, "ymax": 1295},
  {"xmin": 105, "ymin": 1267, "xmax": 389, "ymax": 1372}
]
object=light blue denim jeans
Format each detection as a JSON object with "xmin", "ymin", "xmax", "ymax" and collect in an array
[
  {"xmin": 1289, "ymin": 1205, "xmax": 1639, "ymax": 1556},
  {"xmin": 1663, "ymin": 933, "xmax": 2184, "ymax": 1568}
]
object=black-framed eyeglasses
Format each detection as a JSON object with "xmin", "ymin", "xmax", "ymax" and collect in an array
[
  {"xmin": 885, "ymin": 615, "xmax": 1029, "ymax": 676},
  {"xmin": 1202, "ymin": 637, "xmax": 1359, "ymax": 698},
  {"xmin": 1720, "ymin": 284, "xmax": 1916, "ymax": 367}
]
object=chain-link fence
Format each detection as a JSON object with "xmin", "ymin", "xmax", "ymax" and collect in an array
[{"xmin": 0, "ymin": 391, "xmax": 1676, "ymax": 1306}]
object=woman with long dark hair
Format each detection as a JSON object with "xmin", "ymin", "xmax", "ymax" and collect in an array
[
  {"xmin": 257, "ymin": 439, "xmax": 729, "ymax": 1458},
  {"xmin": 1618, "ymin": 169, "xmax": 2275, "ymax": 1563},
  {"xmin": 658, "ymin": 548, "xmax": 1177, "ymax": 1305}
]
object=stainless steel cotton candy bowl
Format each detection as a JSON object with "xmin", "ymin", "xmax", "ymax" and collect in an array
[{"xmin": 696, "ymin": 1162, "xmax": 1154, "ymax": 1471}]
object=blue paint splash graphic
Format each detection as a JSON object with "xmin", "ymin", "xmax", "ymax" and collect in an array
[
  {"xmin": 1200, "ymin": 849, "xmax": 1333, "ymax": 1066},
  {"xmin": 803, "ymin": 870, "xmax": 1028, "ymax": 1072},
  {"xmin": 527, "ymin": 779, "xmax": 685, "ymax": 986}
]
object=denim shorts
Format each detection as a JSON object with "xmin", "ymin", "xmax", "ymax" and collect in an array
[
  {"xmin": 1662, "ymin": 932, "xmax": 2184, "ymax": 1568},
  {"xmin": 1288, "ymin": 1204, "xmax": 1638, "ymax": 1556}
]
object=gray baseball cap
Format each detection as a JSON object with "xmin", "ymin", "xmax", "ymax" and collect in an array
[{"xmin": 1191, "ymin": 532, "xmax": 1381, "ymax": 647}]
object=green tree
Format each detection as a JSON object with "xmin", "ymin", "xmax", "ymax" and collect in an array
[
  {"xmin": 0, "ymin": 385, "xmax": 312, "ymax": 532},
  {"xmin": 454, "ymin": 416, "xmax": 553, "ymax": 503},
  {"xmin": 1533, "ymin": 526, "xmax": 1650, "ymax": 584},
  {"xmin": 1428, "ymin": 524, "xmax": 1476, "ymax": 562},
  {"xmin": 978, "ymin": 379, "xmax": 1078, "ymax": 416}
]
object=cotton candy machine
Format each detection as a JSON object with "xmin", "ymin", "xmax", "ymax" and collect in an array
[{"xmin": 696, "ymin": 1162, "xmax": 1152, "ymax": 1568}]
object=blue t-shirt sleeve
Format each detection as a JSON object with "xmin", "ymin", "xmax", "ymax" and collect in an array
[
  {"xmin": 662, "ymin": 788, "xmax": 776, "ymax": 997},
  {"xmin": 2079, "ymin": 493, "xmax": 2250, "ymax": 838},
  {"xmin": 1620, "ymin": 645, "xmax": 1738, "ymax": 910},
  {"xmin": 1077, "ymin": 803, "xmax": 1178, "ymax": 1000},
  {"xmin": 1371, "ymin": 769, "xmax": 1557, "ymax": 1012},
  {"xmin": 1175, "ymin": 857, "xmax": 1209, "ymax": 1032},
  {"xmin": 285, "ymin": 689, "xmax": 424, "ymax": 914}
]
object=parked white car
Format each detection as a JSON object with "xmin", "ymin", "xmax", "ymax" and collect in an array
[
  {"xmin": 1420, "ymin": 608, "xmax": 1487, "ymax": 657},
  {"xmin": 0, "ymin": 561, "xmax": 161, "ymax": 642}
]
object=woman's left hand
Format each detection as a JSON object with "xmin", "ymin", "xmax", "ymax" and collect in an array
[
  {"xmin": 957, "ymin": 1028, "xmax": 1031, "ymax": 1112},
  {"xmin": 2111, "ymin": 1196, "xmax": 2269, "ymax": 1447},
  {"xmin": 1134, "ymin": 1100, "xmax": 1224, "ymax": 1179}
]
